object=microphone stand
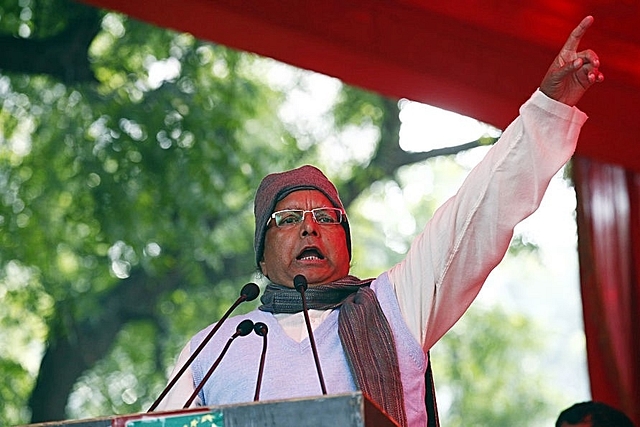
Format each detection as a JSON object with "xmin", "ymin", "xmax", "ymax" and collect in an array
[
  {"xmin": 294, "ymin": 274, "xmax": 327, "ymax": 395},
  {"xmin": 253, "ymin": 322, "xmax": 268, "ymax": 401},
  {"xmin": 148, "ymin": 283, "xmax": 260, "ymax": 412},
  {"xmin": 183, "ymin": 319, "xmax": 255, "ymax": 408}
]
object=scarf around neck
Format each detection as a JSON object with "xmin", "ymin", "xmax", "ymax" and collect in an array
[{"xmin": 259, "ymin": 275, "xmax": 408, "ymax": 427}]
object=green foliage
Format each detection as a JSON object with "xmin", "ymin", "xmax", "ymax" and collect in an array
[
  {"xmin": 0, "ymin": 0, "xmax": 75, "ymax": 38},
  {"xmin": 508, "ymin": 234, "xmax": 542, "ymax": 257},
  {"xmin": 0, "ymin": 358, "xmax": 33, "ymax": 424},
  {"xmin": 0, "ymin": 262, "xmax": 51, "ymax": 425},
  {"xmin": 333, "ymin": 85, "xmax": 386, "ymax": 129},
  {"xmin": 434, "ymin": 305, "xmax": 558, "ymax": 426}
]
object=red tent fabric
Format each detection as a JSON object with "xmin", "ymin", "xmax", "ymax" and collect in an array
[
  {"xmin": 575, "ymin": 157, "xmax": 640, "ymax": 423},
  {"xmin": 80, "ymin": 0, "xmax": 640, "ymax": 173},
  {"xmin": 80, "ymin": 0, "xmax": 640, "ymax": 422}
]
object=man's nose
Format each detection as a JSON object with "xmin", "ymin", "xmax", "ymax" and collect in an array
[{"xmin": 300, "ymin": 212, "xmax": 319, "ymax": 235}]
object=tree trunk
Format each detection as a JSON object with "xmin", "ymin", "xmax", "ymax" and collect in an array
[{"xmin": 29, "ymin": 269, "xmax": 183, "ymax": 422}]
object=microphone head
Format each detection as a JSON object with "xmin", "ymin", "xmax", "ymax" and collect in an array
[
  {"xmin": 254, "ymin": 322, "xmax": 268, "ymax": 337},
  {"xmin": 293, "ymin": 274, "xmax": 308, "ymax": 293},
  {"xmin": 240, "ymin": 283, "xmax": 260, "ymax": 301},
  {"xmin": 236, "ymin": 319, "xmax": 255, "ymax": 336}
]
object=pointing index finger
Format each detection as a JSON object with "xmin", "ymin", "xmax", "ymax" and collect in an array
[{"xmin": 562, "ymin": 15, "xmax": 594, "ymax": 53}]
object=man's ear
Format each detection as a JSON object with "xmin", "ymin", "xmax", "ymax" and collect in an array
[{"xmin": 259, "ymin": 259, "xmax": 268, "ymax": 277}]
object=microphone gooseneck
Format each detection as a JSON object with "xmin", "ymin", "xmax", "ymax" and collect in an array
[
  {"xmin": 147, "ymin": 283, "xmax": 260, "ymax": 412},
  {"xmin": 253, "ymin": 322, "xmax": 269, "ymax": 401},
  {"xmin": 183, "ymin": 319, "xmax": 255, "ymax": 408},
  {"xmin": 293, "ymin": 274, "xmax": 327, "ymax": 395}
]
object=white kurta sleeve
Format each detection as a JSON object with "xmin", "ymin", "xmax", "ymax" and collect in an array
[{"xmin": 388, "ymin": 89, "xmax": 587, "ymax": 350}]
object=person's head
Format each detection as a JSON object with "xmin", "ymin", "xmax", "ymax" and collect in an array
[
  {"xmin": 555, "ymin": 401, "xmax": 635, "ymax": 427},
  {"xmin": 253, "ymin": 165, "xmax": 351, "ymax": 287}
]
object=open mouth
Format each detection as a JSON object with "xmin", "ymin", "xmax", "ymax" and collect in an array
[{"xmin": 297, "ymin": 247, "xmax": 325, "ymax": 261}]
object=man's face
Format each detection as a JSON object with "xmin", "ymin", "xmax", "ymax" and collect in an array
[{"xmin": 259, "ymin": 189, "xmax": 350, "ymax": 287}]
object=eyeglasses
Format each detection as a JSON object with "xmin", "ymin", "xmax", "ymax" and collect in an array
[{"xmin": 268, "ymin": 207, "xmax": 344, "ymax": 228}]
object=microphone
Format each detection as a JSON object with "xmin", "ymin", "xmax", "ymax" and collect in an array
[
  {"xmin": 293, "ymin": 274, "xmax": 327, "ymax": 395},
  {"xmin": 253, "ymin": 322, "xmax": 268, "ymax": 401},
  {"xmin": 183, "ymin": 319, "xmax": 255, "ymax": 408},
  {"xmin": 148, "ymin": 283, "xmax": 260, "ymax": 412},
  {"xmin": 293, "ymin": 274, "xmax": 308, "ymax": 293}
]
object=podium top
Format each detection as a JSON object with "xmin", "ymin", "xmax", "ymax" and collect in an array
[{"xmin": 22, "ymin": 392, "xmax": 399, "ymax": 427}]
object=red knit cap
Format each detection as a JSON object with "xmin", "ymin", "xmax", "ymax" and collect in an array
[{"xmin": 253, "ymin": 165, "xmax": 351, "ymax": 268}]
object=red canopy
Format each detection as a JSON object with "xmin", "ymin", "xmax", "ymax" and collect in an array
[
  {"xmin": 80, "ymin": 0, "xmax": 640, "ymax": 422},
  {"xmin": 81, "ymin": 0, "xmax": 640, "ymax": 172}
]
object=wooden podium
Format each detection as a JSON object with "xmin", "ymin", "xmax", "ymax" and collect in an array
[{"xmin": 26, "ymin": 392, "xmax": 399, "ymax": 427}]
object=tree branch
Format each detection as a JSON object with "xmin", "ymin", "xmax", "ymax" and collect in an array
[{"xmin": 339, "ymin": 95, "xmax": 498, "ymax": 207}]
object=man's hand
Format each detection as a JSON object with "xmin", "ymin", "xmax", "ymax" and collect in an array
[{"xmin": 540, "ymin": 16, "xmax": 604, "ymax": 106}]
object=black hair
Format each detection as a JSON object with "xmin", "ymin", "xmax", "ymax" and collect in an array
[{"xmin": 555, "ymin": 401, "xmax": 635, "ymax": 427}]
